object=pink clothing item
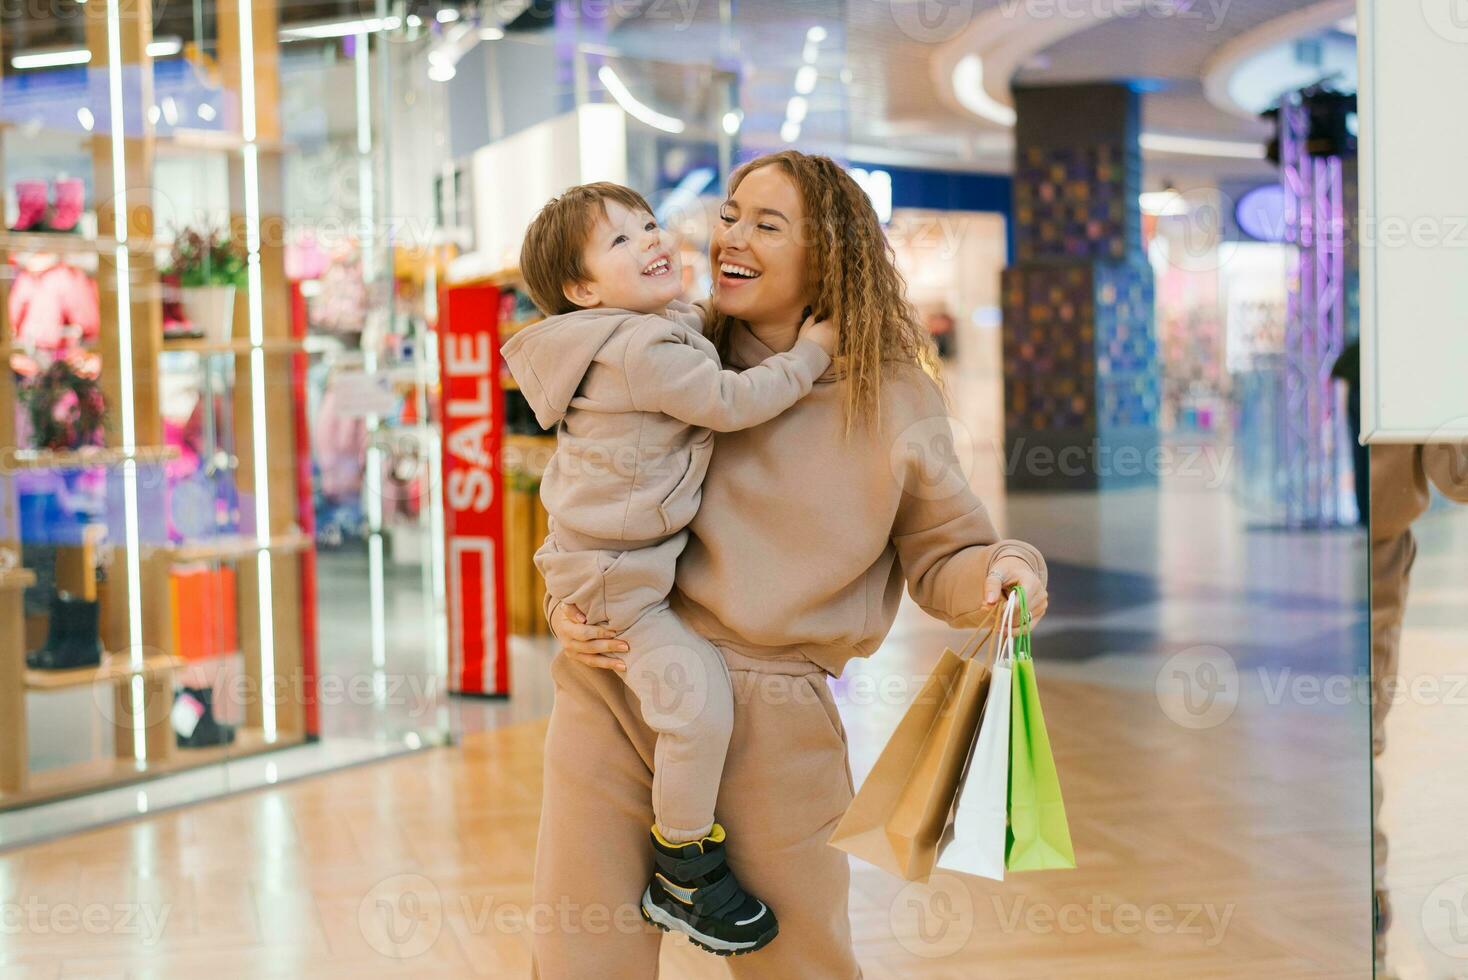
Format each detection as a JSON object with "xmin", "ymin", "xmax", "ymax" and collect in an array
[
  {"xmin": 9, "ymin": 260, "xmax": 100, "ymax": 351},
  {"xmin": 313, "ymin": 382, "xmax": 368, "ymax": 502}
]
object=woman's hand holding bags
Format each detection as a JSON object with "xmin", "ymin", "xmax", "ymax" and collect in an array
[{"xmin": 828, "ymin": 587, "xmax": 1075, "ymax": 882}]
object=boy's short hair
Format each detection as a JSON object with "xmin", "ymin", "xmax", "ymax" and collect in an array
[{"xmin": 520, "ymin": 182, "xmax": 656, "ymax": 316}]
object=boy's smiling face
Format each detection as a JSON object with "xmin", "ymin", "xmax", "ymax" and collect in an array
[{"xmin": 563, "ymin": 199, "xmax": 684, "ymax": 314}]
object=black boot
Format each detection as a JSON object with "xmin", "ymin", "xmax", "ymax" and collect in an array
[
  {"xmin": 174, "ymin": 686, "xmax": 236, "ymax": 749},
  {"xmin": 640, "ymin": 823, "xmax": 778, "ymax": 956},
  {"xmin": 25, "ymin": 593, "xmax": 103, "ymax": 671}
]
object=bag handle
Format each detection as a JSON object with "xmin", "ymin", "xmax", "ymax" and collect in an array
[
  {"xmin": 986, "ymin": 586, "xmax": 1033, "ymax": 668},
  {"xmin": 1009, "ymin": 585, "xmax": 1033, "ymax": 662},
  {"xmin": 955, "ymin": 601, "xmax": 1003, "ymax": 664}
]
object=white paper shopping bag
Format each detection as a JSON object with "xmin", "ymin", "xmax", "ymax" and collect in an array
[{"xmin": 934, "ymin": 593, "xmax": 1018, "ymax": 880}]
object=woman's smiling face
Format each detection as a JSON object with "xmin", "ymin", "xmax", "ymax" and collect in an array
[{"xmin": 711, "ymin": 164, "xmax": 811, "ymax": 325}]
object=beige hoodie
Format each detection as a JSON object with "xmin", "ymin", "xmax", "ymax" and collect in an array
[
  {"xmin": 541, "ymin": 317, "xmax": 1051, "ymax": 679},
  {"xmin": 669, "ymin": 322, "xmax": 1048, "ymax": 678},
  {"xmin": 500, "ymin": 300, "xmax": 831, "ymax": 546}
]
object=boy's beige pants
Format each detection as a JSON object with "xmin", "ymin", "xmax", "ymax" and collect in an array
[
  {"xmin": 530, "ymin": 646, "xmax": 863, "ymax": 979},
  {"xmin": 537, "ymin": 530, "xmax": 735, "ymax": 842}
]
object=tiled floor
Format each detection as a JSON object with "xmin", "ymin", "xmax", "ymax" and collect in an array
[{"xmin": 0, "ymin": 460, "xmax": 1378, "ymax": 977}]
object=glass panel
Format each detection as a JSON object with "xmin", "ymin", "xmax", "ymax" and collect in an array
[{"xmin": 0, "ymin": 1, "xmax": 448, "ymax": 844}]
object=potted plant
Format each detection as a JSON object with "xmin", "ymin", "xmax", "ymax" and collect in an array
[{"xmin": 163, "ymin": 225, "xmax": 246, "ymax": 342}]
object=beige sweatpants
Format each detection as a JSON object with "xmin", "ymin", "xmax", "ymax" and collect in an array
[
  {"xmin": 1371, "ymin": 527, "xmax": 1414, "ymax": 890},
  {"xmin": 530, "ymin": 647, "xmax": 862, "ymax": 979},
  {"xmin": 536, "ymin": 529, "xmax": 734, "ymax": 842}
]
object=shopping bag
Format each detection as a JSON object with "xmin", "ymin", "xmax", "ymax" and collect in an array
[
  {"xmin": 828, "ymin": 604, "xmax": 1001, "ymax": 882},
  {"xmin": 1005, "ymin": 587, "xmax": 1077, "ymax": 872},
  {"xmin": 934, "ymin": 591, "xmax": 1020, "ymax": 880}
]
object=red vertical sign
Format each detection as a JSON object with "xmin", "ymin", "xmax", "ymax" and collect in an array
[
  {"xmin": 289, "ymin": 282, "xmax": 321, "ymax": 732},
  {"xmin": 438, "ymin": 283, "xmax": 509, "ymax": 696}
]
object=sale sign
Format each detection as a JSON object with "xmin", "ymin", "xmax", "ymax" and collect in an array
[{"xmin": 437, "ymin": 283, "xmax": 509, "ymax": 696}]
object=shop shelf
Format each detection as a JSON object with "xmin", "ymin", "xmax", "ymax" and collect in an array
[
  {"xmin": 12, "ymin": 756, "xmax": 151, "ymax": 806},
  {"xmin": 154, "ymin": 128, "xmax": 293, "ymax": 156},
  {"xmin": 1, "ymin": 727, "xmax": 297, "ymax": 809},
  {"xmin": 161, "ymin": 337, "xmax": 307, "ymax": 355},
  {"xmin": 2, "ymin": 445, "xmax": 180, "ymax": 471},
  {"xmin": 0, "ymin": 567, "xmax": 37, "ymax": 592},
  {"xmin": 25, "ymin": 653, "xmax": 182, "ymax": 692},
  {"xmin": 162, "ymin": 529, "xmax": 312, "ymax": 564},
  {"xmin": 0, "ymin": 231, "xmax": 133, "ymax": 256},
  {"xmin": 164, "ymin": 726, "xmax": 284, "ymax": 767}
]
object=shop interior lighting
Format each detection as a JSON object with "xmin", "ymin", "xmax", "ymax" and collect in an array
[
  {"xmin": 795, "ymin": 65, "xmax": 818, "ymax": 96},
  {"xmin": 722, "ymin": 109, "xmax": 743, "ymax": 135},
  {"xmin": 1139, "ymin": 188, "xmax": 1189, "ymax": 216},
  {"xmin": 100, "ymin": 0, "xmax": 148, "ymax": 764},
  {"xmin": 280, "ymin": 16, "xmax": 401, "ymax": 41},
  {"xmin": 598, "ymin": 65, "xmax": 686, "ymax": 134},
  {"xmin": 952, "ymin": 42, "xmax": 1268, "ymax": 160},
  {"xmin": 952, "ymin": 54, "xmax": 1018, "ymax": 127},
  {"xmin": 781, "ymin": 25, "xmax": 828, "ymax": 144},
  {"xmin": 354, "ymin": 15, "xmax": 390, "ymax": 698},
  {"xmin": 11, "ymin": 36, "xmax": 178, "ymax": 69},
  {"xmin": 76, "ymin": 107, "xmax": 94, "ymax": 131},
  {"xmin": 235, "ymin": 0, "xmax": 280, "ymax": 743},
  {"xmin": 427, "ymin": 20, "xmax": 487, "ymax": 83},
  {"xmin": 1140, "ymin": 132, "xmax": 1265, "ymax": 159}
]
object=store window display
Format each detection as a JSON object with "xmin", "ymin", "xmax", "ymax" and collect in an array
[
  {"xmin": 0, "ymin": 1, "xmax": 449, "ymax": 840},
  {"xmin": 9, "ymin": 254, "xmax": 99, "ymax": 352}
]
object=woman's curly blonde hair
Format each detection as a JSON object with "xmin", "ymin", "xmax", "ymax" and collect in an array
[{"xmin": 706, "ymin": 150, "xmax": 941, "ymax": 432}]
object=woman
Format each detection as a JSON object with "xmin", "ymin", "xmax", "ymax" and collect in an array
[{"xmin": 531, "ymin": 150, "xmax": 1049, "ymax": 978}]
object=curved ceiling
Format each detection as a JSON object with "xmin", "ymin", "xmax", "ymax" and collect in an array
[
  {"xmin": 929, "ymin": 0, "xmax": 1355, "ymax": 157},
  {"xmin": 605, "ymin": 0, "xmax": 1358, "ymax": 176}
]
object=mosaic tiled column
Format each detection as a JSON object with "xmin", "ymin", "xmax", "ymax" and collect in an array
[{"xmin": 1002, "ymin": 84, "xmax": 1160, "ymax": 491}]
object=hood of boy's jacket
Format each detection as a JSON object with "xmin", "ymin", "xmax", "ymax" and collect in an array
[{"xmin": 499, "ymin": 308, "xmax": 639, "ymax": 430}]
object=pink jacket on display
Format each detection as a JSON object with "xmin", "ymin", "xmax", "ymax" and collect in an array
[
  {"xmin": 9, "ymin": 259, "xmax": 100, "ymax": 351},
  {"xmin": 312, "ymin": 382, "xmax": 368, "ymax": 502}
]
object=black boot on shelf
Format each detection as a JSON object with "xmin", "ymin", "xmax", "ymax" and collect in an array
[
  {"xmin": 25, "ymin": 593, "xmax": 104, "ymax": 671},
  {"xmin": 173, "ymin": 686, "xmax": 236, "ymax": 749}
]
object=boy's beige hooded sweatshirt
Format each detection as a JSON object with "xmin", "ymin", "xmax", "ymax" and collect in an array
[
  {"xmin": 526, "ymin": 310, "xmax": 1051, "ymax": 679},
  {"xmin": 500, "ymin": 301, "xmax": 830, "ymax": 546}
]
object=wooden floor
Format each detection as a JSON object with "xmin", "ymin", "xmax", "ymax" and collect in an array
[{"xmin": 0, "ymin": 667, "xmax": 1371, "ymax": 979}]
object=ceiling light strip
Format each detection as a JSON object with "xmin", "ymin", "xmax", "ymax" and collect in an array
[{"xmin": 597, "ymin": 65, "xmax": 685, "ymax": 134}]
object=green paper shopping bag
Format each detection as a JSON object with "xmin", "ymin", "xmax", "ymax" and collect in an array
[{"xmin": 1005, "ymin": 588, "xmax": 1077, "ymax": 872}]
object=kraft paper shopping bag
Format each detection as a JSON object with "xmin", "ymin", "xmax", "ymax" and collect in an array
[
  {"xmin": 828, "ymin": 605, "xmax": 1001, "ymax": 882},
  {"xmin": 935, "ymin": 592, "xmax": 1019, "ymax": 881},
  {"xmin": 1005, "ymin": 588, "xmax": 1077, "ymax": 872}
]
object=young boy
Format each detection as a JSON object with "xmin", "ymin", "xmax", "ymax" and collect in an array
[{"xmin": 502, "ymin": 182, "xmax": 835, "ymax": 956}]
